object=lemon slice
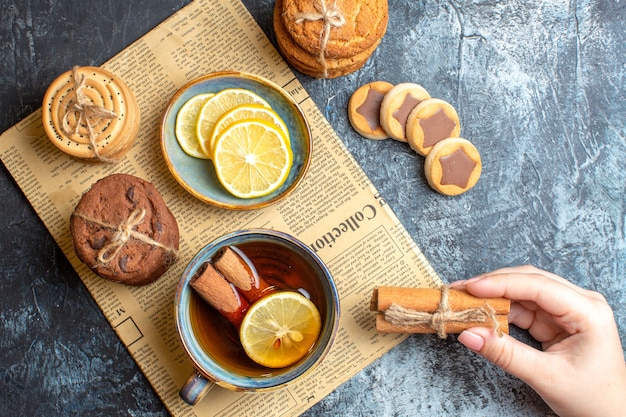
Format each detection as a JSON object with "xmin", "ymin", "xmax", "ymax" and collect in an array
[
  {"xmin": 212, "ymin": 118, "xmax": 293, "ymax": 199},
  {"xmin": 196, "ymin": 88, "xmax": 270, "ymax": 157},
  {"xmin": 208, "ymin": 103, "xmax": 290, "ymax": 158},
  {"xmin": 175, "ymin": 93, "xmax": 214, "ymax": 159},
  {"xmin": 239, "ymin": 291, "xmax": 322, "ymax": 368}
]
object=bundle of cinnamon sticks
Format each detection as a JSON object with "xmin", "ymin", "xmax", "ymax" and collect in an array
[
  {"xmin": 370, "ymin": 286, "xmax": 510, "ymax": 338},
  {"xmin": 190, "ymin": 246, "xmax": 272, "ymax": 327}
]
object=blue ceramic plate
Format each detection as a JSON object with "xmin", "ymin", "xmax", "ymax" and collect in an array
[{"xmin": 161, "ymin": 71, "xmax": 312, "ymax": 210}]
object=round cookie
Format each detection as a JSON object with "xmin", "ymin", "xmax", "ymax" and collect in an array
[
  {"xmin": 379, "ymin": 83, "xmax": 431, "ymax": 142},
  {"xmin": 280, "ymin": 50, "xmax": 369, "ymax": 78},
  {"xmin": 274, "ymin": 0, "xmax": 381, "ymax": 78},
  {"xmin": 71, "ymin": 173, "xmax": 179, "ymax": 286},
  {"xmin": 348, "ymin": 81, "xmax": 394, "ymax": 139},
  {"xmin": 406, "ymin": 98, "xmax": 461, "ymax": 156},
  {"xmin": 424, "ymin": 138, "xmax": 481, "ymax": 196},
  {"xmin": 276, "ymin": 30, "xmax": 377, "ymax": 78},
  {"xmin": 42, "ymin": 66, "xmax": 139, "ymax": 163},
  {"xmin": 281, "ymin": 0, "xmax": 389, "ymax": 59}
]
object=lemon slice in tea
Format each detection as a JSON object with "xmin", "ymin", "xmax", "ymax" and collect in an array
[
  {"xmin": 239, "ymin": 291, "xmax": 322, "ymax": 368},
  {"xmin": 175, "ymin": 93, "xmax": 214, "ymax": 159},
  {"xmin": 196, "ymin": 88, "xmax": 270, "ymax": 157},
  {"xmin": 209, "ymin": 103, "xmax": 290, "ymax": 158},
  {"xmin": 212, "ymin": 118, "xmax": 293, "ymax": 199}
]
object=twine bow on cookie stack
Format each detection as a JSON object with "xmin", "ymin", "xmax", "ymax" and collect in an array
[
  {"xmin": 70, "ymin": 173, "xmax": 180, "ymax": 287},
  {"xmin": 61, "ymin": 67, "xmax": 118, "ymax": 163},
  {"xmin": 294, "ymin": 1, "xmax": 346, "ymax": 78},
  {"xmin": 274, "ymin": 0, "xmax": 389, "ymax": 78},
  {"xmin": 73, "ymin": 208, "xmax": 179, "ymax": 267},
  {"xmin": 42, "ymin": 65, "xmax": 140, "ymax": 162}
]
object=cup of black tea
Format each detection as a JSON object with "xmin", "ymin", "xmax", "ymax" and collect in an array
[{"xmin": 175, "ymin": 229, "xmax": 340, "ymax": 405}]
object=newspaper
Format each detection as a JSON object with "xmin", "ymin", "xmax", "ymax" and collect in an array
[{"xmin": 0, "ymin": 0, "xmax": 441, "ymax": 415}]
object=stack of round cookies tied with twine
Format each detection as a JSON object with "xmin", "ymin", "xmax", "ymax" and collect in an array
[
  {"xmin": 42, "ymin": 66, "xmax": 140, "ymax": 163},
  {"xmin": 274, "ymin": 0, "xmax": 389, "ymax": 79}
]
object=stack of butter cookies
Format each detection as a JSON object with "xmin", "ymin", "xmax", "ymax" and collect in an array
[
  {"xmin": 274, "ymin": 0, "xmax": 388, "ymax": 78},
  {"xmin": 42, "ymin": 66, "xmax": 139, "ymax": 163}
]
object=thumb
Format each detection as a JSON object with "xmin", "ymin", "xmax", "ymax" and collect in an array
[{"xmin": 458, "ymin": 327, "xmax": 548, "ymax": 386}]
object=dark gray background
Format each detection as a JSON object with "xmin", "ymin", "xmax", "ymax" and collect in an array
[{"xmin": 1, "ymin": 0, "xmax": 624, "ymax": 416}]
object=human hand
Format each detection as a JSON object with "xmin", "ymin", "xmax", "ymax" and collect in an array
[{"xmin": 451, "ymin": 265, "xmax": 626, "ymax": 417}]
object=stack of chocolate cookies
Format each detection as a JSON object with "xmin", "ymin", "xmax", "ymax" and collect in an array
[
  {"xmin": 71, "ymin": 174, "xmax": 180, "ymax": 286},
  {"xmin": 274, "ymin": 0, "xmax": 388, "ymax": 78}
]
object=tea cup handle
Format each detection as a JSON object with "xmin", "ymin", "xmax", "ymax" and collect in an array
[{"xmin": 179, "ymin": 370, "xmax": 215, "ymax": 405}]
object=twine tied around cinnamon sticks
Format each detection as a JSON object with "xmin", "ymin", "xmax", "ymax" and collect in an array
[
  {"xmin": 73, "ymin": 208, "xmax": 178, "ymax": 265},
  {"xmin": 371, "ymin": 286, "xmax": 510, "ymax": 338},
  {"xmin": 385, "ymin": 286, "xmax": 501, "ymax": 338},
  {"xmin": 294, "ymin": 0, "xmax": 346, "ymax": 78},
  {"xmin": 61, "ymin": 66, "xmax": 118, "ymax": 163}
]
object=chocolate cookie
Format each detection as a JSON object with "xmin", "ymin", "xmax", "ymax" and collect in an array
[{"xmin": 71, "ymin": 173, "xmax": 179, "ymax": 285}]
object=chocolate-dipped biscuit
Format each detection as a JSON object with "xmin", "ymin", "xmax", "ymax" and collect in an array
[
  {"xmin": 406, "ymin": 98, "xmax": 461, "ymax": 156},
  {"xmin": 71, "ymin": 173, "xmax": 179, "ymax": 285},
  {"xmin": 348, "ymin": 81, "xmax": 394, "ymax": 139},
  {"xmin": 424, "ymin": 137, "xmax": 481, "ymax": 195},
  {"xmin": 379, "ymin": 83, "xmax": 431, "ymax": 142}
]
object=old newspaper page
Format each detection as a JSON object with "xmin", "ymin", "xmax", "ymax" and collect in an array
[{"xmin": 0, "ymin": 0, "xmax": 441, "ymax": 415}]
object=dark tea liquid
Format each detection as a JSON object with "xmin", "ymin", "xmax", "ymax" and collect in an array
[{"xmin": 189, "ymin": 239, "xmax": 328, "ymax": 377}]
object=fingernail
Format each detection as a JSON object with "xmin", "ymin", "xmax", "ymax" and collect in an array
[{"xmin": 458, "ymin": 330, "xmax": 485, "ymax": 351}]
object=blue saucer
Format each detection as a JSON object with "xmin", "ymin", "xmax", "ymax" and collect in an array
[{"xmin": 160, "ymin": 71, "xmax": 312, "ymax": 210}]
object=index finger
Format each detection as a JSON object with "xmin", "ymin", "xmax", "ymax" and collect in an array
[
  {"xmin": 463, "ymin": 270, "xmax": 595, "ymax": 321},
  {"xmin": 477, "ymin": 265, "xmax": 605, "ymax": 301}
]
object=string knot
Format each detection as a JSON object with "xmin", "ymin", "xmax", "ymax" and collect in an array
[
  {"xmin": 293, "ymin": 0, "xmax": 346, "ymax": 78},
  {"xmin": 61, "ymin": 66, "xmax": 118, "ymax": 163},
  {"xmin": 98, "ymin": 208, "xmax": 146, "ymax": 263},
  {"xmin": 73, "ymin": 208, "xmax": 178, "ymax": 266}
]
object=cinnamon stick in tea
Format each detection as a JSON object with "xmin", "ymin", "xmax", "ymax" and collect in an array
[
  {"xmin": 371, "ymin": 286, "xmax": 510, "ymax": 338},
  {"xmin": 190, "ymin": 262, "xmax": 249, "ymax": 327},
  {"xmin": 213, "ymin": 246, "xmax": 273, "ymax": 303}
]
